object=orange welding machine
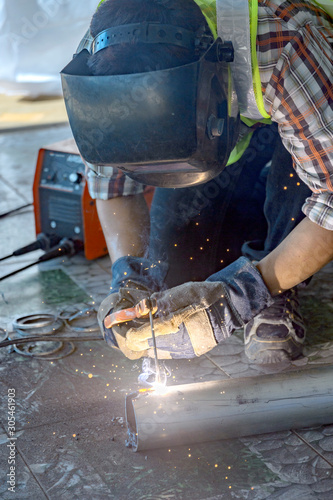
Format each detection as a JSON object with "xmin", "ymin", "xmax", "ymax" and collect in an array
[{"xmin": 33, "ymin": 139, "xmax": 107, "ymax": 260}]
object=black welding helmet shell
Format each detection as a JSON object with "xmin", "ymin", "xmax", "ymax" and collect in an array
[{"xmin": 61, "ymin": 38, "xmax": 240, "ymax": 188}]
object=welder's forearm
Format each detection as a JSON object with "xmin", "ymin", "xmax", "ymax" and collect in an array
[
  {"xmin": 96, "ymin": 194, "xmax": 150, "ymax": 263},
  {"xmin": 256, "ymin": 217, "xmax": 333, "ymax": 296}
]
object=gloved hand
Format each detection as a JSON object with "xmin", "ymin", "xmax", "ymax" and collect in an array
[
  {"xmin": 97, "ymin": 256, "xmax": 168, "ymax": 357},
  {"xmin": 107, "ymin": 257, "xmax": 274, "ymax": 359},
  {"xmin": 109, "ymin": 255, "xmax": 168, "ymax": 294}
]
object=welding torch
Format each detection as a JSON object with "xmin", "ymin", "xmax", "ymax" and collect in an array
[{"xmin": 104, "ymin": 297, "xmax": 161, "ymax": 383}]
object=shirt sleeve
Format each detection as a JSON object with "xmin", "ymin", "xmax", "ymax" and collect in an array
[
  {"xmin": 85, "ymin": 162, "xmax": 145, "ymax": 200},
  {"xmin": 263, "ymin": 22, "xmax": 333, "ymax": 230}
]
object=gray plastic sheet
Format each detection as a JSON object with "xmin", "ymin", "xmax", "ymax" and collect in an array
[{"xmin": 0, "ymin": 0, "xmax": 97, "ymax": 96}]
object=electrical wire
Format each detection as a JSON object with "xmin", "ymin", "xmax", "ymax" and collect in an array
[
  {"xmin": 0, "ymin": 307, "xmax": 103, "ymax": 360},
  {"xmin": 0, "ymin": 335, "xmax": 103, "ymax": 348},
  {"xmin": 0, "ymin": 238, "xmax": 82, "ymax": 282},
  {"xmin": 0, "ymin": 234, "xmax": 61, "ymax": 262},
  {"xmin": 0, "ymin": 203, "xmax": 32, "ymax": 219}
]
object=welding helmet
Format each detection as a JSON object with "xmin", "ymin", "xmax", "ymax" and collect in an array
[{"xmin": 61, "ymin": 23, "xmax": 240, "ymax": 188}]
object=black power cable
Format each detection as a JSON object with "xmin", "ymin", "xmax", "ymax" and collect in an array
[
  {"xmin": 0, "ymin": 238, "xmax": 83, "ymax": 281},
  {"xmin": 0, "ymin": 335, "xmax": 103, "ymax": 349},
  {"xmin": 0, "ymin": 234, "xmax": 61, "ymax": 262},
  {"xmin": 0, "ymin": 203, "xmax": 33, "ymax": 219}
]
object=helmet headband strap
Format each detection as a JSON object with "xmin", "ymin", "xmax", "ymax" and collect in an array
[{"xmin": 92, "ymin": 22, "xmax": 199, "ymax": 53}]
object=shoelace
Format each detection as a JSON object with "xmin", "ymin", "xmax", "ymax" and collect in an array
[{"xmin": 267, "ymin": 290, "xmax": 299, "ymax": 317}]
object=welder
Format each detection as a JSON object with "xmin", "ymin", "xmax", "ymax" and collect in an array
[{"xmin": 61, "ymin": 0, "xmax": 333, "ymax": 363}]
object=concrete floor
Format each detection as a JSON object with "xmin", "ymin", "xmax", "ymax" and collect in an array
[{"xmin": 0, "ymin": 101, "xmax": 333, "ymax": 499}]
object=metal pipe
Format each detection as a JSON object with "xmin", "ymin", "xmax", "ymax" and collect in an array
[{"xmin": 125, "ymin": 365, "xmax": 333, "ymax": 452}]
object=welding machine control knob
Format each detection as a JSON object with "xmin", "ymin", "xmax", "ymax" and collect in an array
[{"xmin": 69, "ymin": 172, "xmax": 83, "ymax": 184}]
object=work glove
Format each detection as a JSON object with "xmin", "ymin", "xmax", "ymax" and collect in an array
[
  {"xmin": 106, "ymin": 257, "xmax": 274, "ymax": 359},
  {"xmin": 109, "ymin": 255, "xmax": 168, "ymax": 294},
  {"xmin": 98, "ymin": 256, "xmax": 168, "ymax": 358}
]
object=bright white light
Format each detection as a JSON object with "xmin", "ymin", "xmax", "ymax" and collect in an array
[
  {"xmin": 150, "ymin": 381, "xmax": 168, "ymax": 396},
  {"xmin": 17, "ymin": 73, "xmax": 53, "ymax": 83}
]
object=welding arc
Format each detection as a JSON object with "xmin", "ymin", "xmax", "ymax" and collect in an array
[{"xmin": 0, "ymin": 239, "xmax": 82, "ymax": 281}]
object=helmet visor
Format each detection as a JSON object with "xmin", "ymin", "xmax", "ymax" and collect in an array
[{"xmin": 61, "ymin": 40, "xmax": 239, "ymax": 188}]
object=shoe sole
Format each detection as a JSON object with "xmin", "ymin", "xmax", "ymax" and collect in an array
[{"xmin": 245, "ymin": 337, "xmax": 303, "ymax": 364}]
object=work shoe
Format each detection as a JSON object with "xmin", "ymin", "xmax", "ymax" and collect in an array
[{"xmin": 244, "ymin": 288, "xmax": 306, "ymax": 364}]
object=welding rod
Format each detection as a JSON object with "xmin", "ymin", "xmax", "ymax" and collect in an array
[{"xmin": 148, "ymin": 308, "xmax": 161, "ymax": 385}]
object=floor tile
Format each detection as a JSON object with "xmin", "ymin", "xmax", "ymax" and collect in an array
[
  {"xmin": 11, "ymin": 419, "xmax": 283, "ymax": 500},
  {"xmin": 0, "ymin": 424, "xmax": 48, "ymax": 499}
]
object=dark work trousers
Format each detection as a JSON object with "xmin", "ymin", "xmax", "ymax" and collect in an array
[{"xmin": 148, "ymin": 124, "xmax": 312, "ymax": 288}]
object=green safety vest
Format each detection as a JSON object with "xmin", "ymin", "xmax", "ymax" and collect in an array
[
  {"xmin": 194, "ymin": 0, "xmax": 333, "ymax": 120},
  {"xmin": 194, "ymin": 0, "xmax": 333, "ymax": 164},
  {"xmin": 313, "ymin": 0, "xmax": 333, "ymax": 16}
]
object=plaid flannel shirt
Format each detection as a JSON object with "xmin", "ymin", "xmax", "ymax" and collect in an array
[
  {"xmin": 258, "ymin": 0, "xmax": 333, "ymax": 230},
  {"xmin": 87, "ymin": 0, "xmax": 333, "ymax": 230}
]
